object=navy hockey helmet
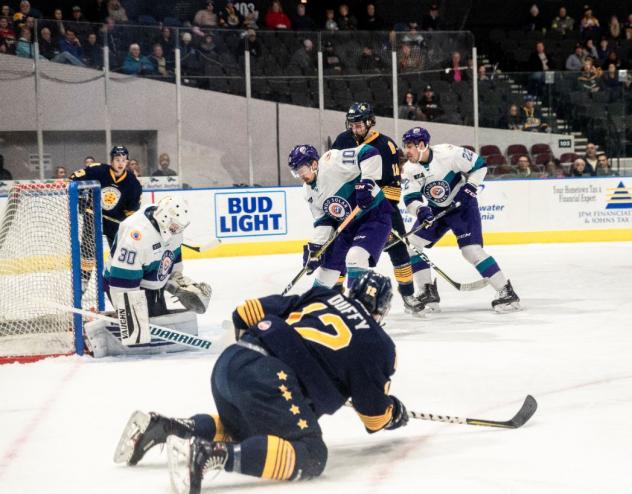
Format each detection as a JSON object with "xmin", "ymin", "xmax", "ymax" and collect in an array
[
  {"xmin": 288, "ymin": 144, "xmax": 320, "ymax": 176},
  {"xmin": 402, "ymin": 127, "xmax": 430, "ymax": 147},
  {"xmin": 110, "ymin": 145, "xmax": 129, "ymax": 160},
  {"xmin": 348, "ymin": 271, "xmax": 393, "ymax": 321},
  {"xmin": 345, "ymin": 102, "xmax": 376, "ymax": 129}
]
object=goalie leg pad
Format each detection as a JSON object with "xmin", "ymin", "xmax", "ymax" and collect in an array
[{"xmin": 113, "ymin": 290, "xmax": 151, "ymax": 346}]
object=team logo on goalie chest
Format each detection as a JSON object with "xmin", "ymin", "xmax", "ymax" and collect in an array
[
  {"xmin": 322, "ymin": 196, "xmax": 352, "ymax": 220},
  {"xmin": 101, "ymin": 186, "xmax": 121, "ymax": 211},
  {"xmin": 158, "ymin": 250, "xmax": 175, "ymax": 281},
  {"xmin": 424, "ymin": 180, "xmax": 451, "ymax": 203}
]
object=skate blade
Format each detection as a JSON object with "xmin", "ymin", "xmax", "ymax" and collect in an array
[
  {"xmin": 404, "ymin": 307, "xmax": 427, "ymax": 318},
  {"xmin": 423, "ymin": 303, "xmax": 441, "ymax": 313},
  {"xmin": 167, "ymin": 435, "xmax": 192, "ymax": 494},
  {"xmin": 493, "ymin": 301, "xmax": 522, "ymax": 313},
  {"xmin": 113, "ymin": 410, "xmax": 151, "ymax": 464}
]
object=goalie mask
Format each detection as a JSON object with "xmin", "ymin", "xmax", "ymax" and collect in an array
[{"xmin": 154, "ymin": 196, "xmax": 191, "ymax": 240}]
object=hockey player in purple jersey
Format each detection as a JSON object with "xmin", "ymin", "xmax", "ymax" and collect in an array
[{"xmin": 400, "ymin": 127, "xmax": 520, "ymax": 312}]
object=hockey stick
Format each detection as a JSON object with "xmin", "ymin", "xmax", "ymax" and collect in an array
[
  {"xmin": 346, "ymin": 394, "xmax": 537, "ymax": 429},
  {"xmin": 407, "ymin": 394, "xmax": 538, "ymax": 429},
  {"xmin": 383, "ymin": 201, "xmax": 460, "ymax": 251},
  {"xmin": 282, "ymin": 206, "xmax": 361, "ymax": 296},
  {"xmin": 87, "ymin": 208, "xmax": 221, "ymax": 253},
  {"xmin": 389, "ymin": 228, "xmax": 489, "ymax": 292},
  {"xmin": 47, "ymin": 302, "xmax": 213, "ymax": 351}
]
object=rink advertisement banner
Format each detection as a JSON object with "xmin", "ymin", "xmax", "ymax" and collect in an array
[
  {"xmin": 213, "ymin": 190, "xmax": 288, "ymax": 238},
  {"xmin": 3, "ymin": 180, "xmax": 630, "ymax": 258}
]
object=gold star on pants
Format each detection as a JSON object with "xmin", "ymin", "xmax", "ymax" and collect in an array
[
  {"xmin": 290, "ymin": 405, "xmax": 300, "ymax": 415},
  {"xmin": 297, "ymin": 419, "xmax": 308, "ymax": 430},
  {"xmin": 282, "ymin": 390, "xmax": 293, "ymax": 401},
  {"xmin": 277, "ymin": 371, "xmax": 288, "ymax": 381}
]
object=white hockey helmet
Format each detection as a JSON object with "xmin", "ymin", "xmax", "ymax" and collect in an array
[{"xmin": 154, "ymin": 196, "xmax": 191, "ymax": 239}]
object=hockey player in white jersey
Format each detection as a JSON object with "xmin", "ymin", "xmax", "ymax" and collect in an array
[
  {"xmin": 85, "ymin": 196, "xmax": 212, "ymax": 357},
  {"xmin": 287, "ymin": 143, "xmax": 393, "ymax": 290},
  {"xmin": 400, "ymin": 127, "xmax": 520, "ymax": 312}
]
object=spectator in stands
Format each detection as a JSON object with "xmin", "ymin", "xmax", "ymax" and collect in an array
[
  {"xmin": 194, "ymin": 1, "xmax": 219, "ymax": 28},
  {"xmin": 241, "ymin": 2, "xmax": 260, "ymax": 30},
  {"xmin": 127, "ymin": 159, "xmax": 141, "ymax": 177},
  {"xmin": 358, "ymin": 46, "xmax": 385, "ymax": 73},
  {"xmin": 324, "ymin": 8, "xmax": 338, "ymax": 31},
  {"xmin": 584, "ymin": 38, "xmax": 598, "ymax": 60},
  {"xmin": 336, "ymin": 3, "xmax": 357, "ymax": 31},
  {"xmin": 0, "ymin": 37, "xmax": 9, "ymax": 54},
  {"xmin": 595, "ymin": 153, "xmax": 616, "ymax": 176},
  {"xmin": 579, "ymin": 6, "xmax": 600, "ymax": 39},
  {"xmin": 121, "ymin": 43, "xmax": 155, "ymax": 75},
  {"xmin": 608, "ymin": 15, "xmax": 621, "ymax": 40},
  {"xmin": 48, "ymin": 8, "xmax": 66, "ymax": 39},
  {"xmin": 422, "ymin": 4, "xmax": 442, "ymax": 31},
  {"xmin": 583, "ymin": 143, "xmax": 599, "ymax": 171},
  {"xmin": 520, "ymin": 94, "xmax": 548, "ymax": 132},
  {"xmin": 399, "ymin": 90, "xmax": 425, "ymax": 121},
  {"xmin": 53, "ymin": 166, "xmax": 67, "ymax": 179},
  {"xmin": 38, "ymin": 26, "xmax": 60, "ymax": 59},
  {"xmin": 180, "ymin": 32, "xmax": 202, "ymax": 79},
  {"xmin": 398, "ymin": 41, "xmax": 422, "ymax": 72},
  {"xmin": 239, "ymin": 29, "xmax": 261, "ymax": 59},
  {"xmin": 494, "ymin": 163, "xmax": 518, "ymax": 178},
  {"xmin": 478, "ymin": 65, "xmax": 489, "ymax": 80},
  {"xmin": 153, "ymin": 27, "xmax": 175, "ymax": 61},
  {"xmin": 551, "ymin": 6, "xmax": 574, "ymax": 35},
  {"xmin": 84, "ymin": 156, "xmax": 95, "ymax": 165},
  {"xmin": 527, "ymin": 41, "xmax": 554, "ymax": 93},
  {"xmin": 1, "ymin": 5, "xmax": 12, "ymax": 18},
  {"xmin": 359, "ymin": 3, "xmax": 384, "ymax": 31},
  {"xmin": 443, "ymin": 51, "xmax": 468, "ymax": 82},
  {"xmin": 106, "ymin": 0, "xmax": 128, "ymax": 23},
  {"xmin": 419, "ymin": 84, "xmax": 444, "ymax": 121},
  {"xmin": 404, "ymin": 21, "xmax": 426, "ymax": 47},
  {"xmin": 601, "ymin": 63, "xmax": 623, "ymax": 91},
  {"xmin": 153, "ymin": 153, "xmax": 176, "ymax": 176},
  {"xmin": 265, "ymin": 0, "xmax": 291, "ymax": 30},
  {"xmin": 0, "ymin": 16, "xmax": 17, "ymax": 53},
  {"xmin": 577, "ymin": 58, "xmax": 600, "ymax": 92},
  {"xmin": 596, "ymin": 38, "xmax": 611, "ymax": 66},
  {"xmin": 525, "ymin": 3, "xmax": 546, "ymax": 33},
  {"xmin": 219, "ymin": 1, "xmax": 243, "ymax": 29},
  {"xmin": 99, "ymin": 17, "xmax": 124, "ymax": 63},
  {"xmin": 58, "ymin": 28, "xmax": 86, "ymax": 66},
  {"xmin": 289, "ymin": 38, "xmax": 316, "ymax": 75},
  {"xmin": 603, "ymin": 50, "xmax": 621, "ymax": 70},
  {"xmin": 565, "ymin": 43, "xmax": 586, "ymax": 71},
  {"xmin": 17, "ymin": 1, "xmax": 40, "ymax": 19},
  {"xmin": 515, "ymin": 155, "xmax": 533, "ymax": 178},
  {"xmin": 15, "ymin": 26, "xmax": 39, "ymax": 58},
  {"xmin": 292, "ymin": 3, "xmax": 316, "ymax": 31},
  {"xmin": 0, "ymin": 154, "xmax": 12, "ymax": 180},
  {"xmin": 150, "ymin": 43, "xmax": 171, "ymax": 78},
  {"xmin": 67, "ymin": 6, "xmax": 91, "ymax": 41},
  {"xmin": 323, "ymin": 41, "xmax": 343, "ymax": 74},
  {"xmin": 544, "ymin": 158, "xmax": 566, "ymax": 178},
  {"xmin": 570, "ymin": 157, "xmax": 594, "ymax": 177},
  {"xmin": 499, "ymin": 104, "xmax": 524, "ymax": 130},
  {"xmin": 83, "ymin": 32, "xmax": 102, "ymax": 69}
]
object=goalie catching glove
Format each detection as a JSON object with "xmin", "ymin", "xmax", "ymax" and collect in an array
[{"xmin": 165, "ymin": 271, "xmax": 212, "ymax": 314}]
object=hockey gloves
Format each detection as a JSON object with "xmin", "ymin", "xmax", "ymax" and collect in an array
[
  {"xmin": 355, "ymin": 178, "xmax": 377, "ymax": 209},
  {"xmin": 302, "ymin": 242, "xmax": 323, "ymax": 275},
  {"xmin": 454, "ymin": 182, "xmax": 478, "ymax": 207},
  {"xmin": 165, "ymin": 271, "xmax": 212, "ymax": 314},
  {"xmin": 416, "ymin": 205, "xmax": 434, "ymax": 224},
  {"xmin": 385, "ymin": 395, "xmax": 409, "ymax": 430}
]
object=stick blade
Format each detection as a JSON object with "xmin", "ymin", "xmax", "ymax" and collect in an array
[{"xmin": 508, "ymin": 394, "xmax": 538, "ymax": 428}]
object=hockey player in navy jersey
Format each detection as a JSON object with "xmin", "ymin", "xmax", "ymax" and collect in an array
[
  {"xmin": 70, "ymin": 145, "xmax": 142, "ymax": 247},
  {"xmin": 288, "ymin": 142, "xmax": 393, "ymax": 290},
  {"xmin": 333, "ymin": 103, "xmax": 423, "ymax": 315},
  {"xmin": 113, "ymin": 271, "xmax": 409, "ymax": 493},
  {"xmin": 400, "ymin": 126, "xmax": 520, "ymax": 312}
]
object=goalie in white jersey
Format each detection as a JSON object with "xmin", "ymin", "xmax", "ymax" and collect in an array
[
  {"xmin": 288, "ymin": 143, "xmax": 393, "ymax": 290},
  {"xmin": 400, "ymin": 127, "xmax": 520, "ymax": 312},
  {"xmin": 86, "ymin": 196, "xmax": 212, "ymax": 357}
]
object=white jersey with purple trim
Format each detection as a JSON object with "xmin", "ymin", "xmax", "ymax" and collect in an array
[
  {"xmin": 401, "ymin": 143, "xmax": 487, "ymax": 214},
  {"xmin": 304, "ymin": 144, "xmax": 383, "ymax": 244},
  {"xmin": 104, "ymin": 204, "xmax": 184, "ymax": 300}
]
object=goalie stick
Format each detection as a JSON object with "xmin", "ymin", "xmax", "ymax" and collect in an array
[
  {"xmin": 47, "ymin": 302, "xmax": 214, "ymax": 351},
  {"xmin": 87, "ymin": 208, "xmax": 221, "ymax": 253},
  {"xmin": 347, "ymin": 394, "xmax": 537, "ymax": 429}
]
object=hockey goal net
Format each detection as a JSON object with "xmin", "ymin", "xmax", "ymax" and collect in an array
[{"xmin": 0, "ymin": 181, "xmax": 104, "ymax": 363}]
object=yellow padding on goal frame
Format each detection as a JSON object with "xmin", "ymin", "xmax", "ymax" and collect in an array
[{"xmin": 182, "ymin": 228, "xmax": 632, "ymax": 260}]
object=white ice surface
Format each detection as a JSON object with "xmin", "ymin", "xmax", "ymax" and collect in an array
[{"xmin": 1, "ymin": 242, "xmax": 631, "ymax": 494}]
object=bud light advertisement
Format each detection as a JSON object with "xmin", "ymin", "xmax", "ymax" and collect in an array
[{"xmin": 214, "ymin": 190, "xmax": 288, "ymax": 238}]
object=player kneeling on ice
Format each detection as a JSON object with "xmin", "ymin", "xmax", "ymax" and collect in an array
[
  {"xmin": 114, "ymin": 272, "xmax": 408, "ymax": 494},
  {"xmin": 85, "ymin": 196, "xmax": 212, "ymax": 357},
  {"xmin": 400, "ymin": 127, "xmax": 520, "ymax": 312},
  {"xmin": 288, "ymin": 143, "xmax": 393, "ymax": 290}
]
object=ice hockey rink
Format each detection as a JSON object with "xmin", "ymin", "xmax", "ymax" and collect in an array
[{"xmin": 1, "ymin": 241, "xmax": 631, "ymax": 494}]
